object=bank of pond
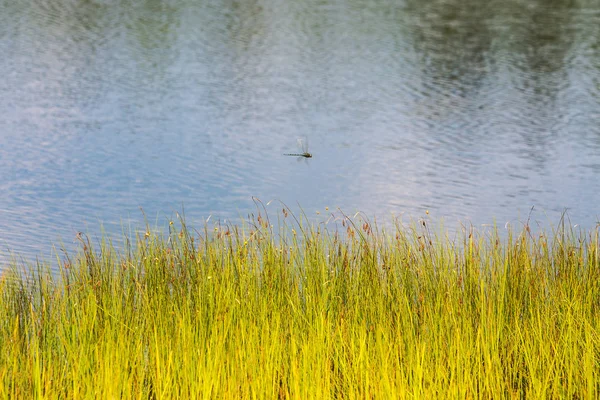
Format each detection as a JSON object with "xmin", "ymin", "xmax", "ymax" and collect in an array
[{"xmin": 1, "ymin": 210, "xmax": 599, "ymax": 398}]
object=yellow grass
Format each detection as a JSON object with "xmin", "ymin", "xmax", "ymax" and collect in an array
[{"xmin": 1, "ymin": 209, "xmax": 599, "ymax": 398}]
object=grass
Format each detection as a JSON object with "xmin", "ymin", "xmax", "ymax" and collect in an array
[{"xmin": 1, "ymin": 206, "xmax": 600, "ymax": 399}]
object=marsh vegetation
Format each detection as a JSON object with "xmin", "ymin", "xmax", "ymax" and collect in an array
[{"xmin": 1, "ymin": 208, "xmax": 599, "ymax": 398}]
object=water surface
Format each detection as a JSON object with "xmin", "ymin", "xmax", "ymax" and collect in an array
[{"xmin": 1, "ymin": 0, "xmax": 599, "ymax": 265}]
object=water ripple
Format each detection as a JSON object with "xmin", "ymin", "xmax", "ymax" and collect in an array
[{"xmin": 1, "ymin": 0, "xmax": 600, "ymax": 266}]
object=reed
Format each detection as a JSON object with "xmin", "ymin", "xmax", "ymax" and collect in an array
[{"xmin": 1, "ymin": 208, "xmax": 599, "ymax": 399}]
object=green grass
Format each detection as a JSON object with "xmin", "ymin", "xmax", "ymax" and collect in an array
[{"xmin": 1, "ymin": 208, "xmax": 600, "ymax": 399}]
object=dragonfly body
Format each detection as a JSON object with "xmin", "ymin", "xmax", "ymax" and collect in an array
[
  {"xmin": 284, "ymin": 139, "xmax": 312, "ymax": 159},
  {"xmin": 284, "ymin": 152, "xmax": 312, "ymax": 158}
]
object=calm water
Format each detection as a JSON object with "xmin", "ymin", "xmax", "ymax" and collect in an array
[{"xmin": 1, "ymin": 0, "xmax": 600, "ymax": 266}]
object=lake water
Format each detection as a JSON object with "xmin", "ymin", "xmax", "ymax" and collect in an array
[{"xmin": 1, "ymin": 0, "xmax": 600, "ymax": 266}]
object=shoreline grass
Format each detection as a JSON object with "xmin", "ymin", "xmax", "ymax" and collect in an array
[{"xmin": 1, "ymin": 209, "xmax": 599, "ymax": 399}]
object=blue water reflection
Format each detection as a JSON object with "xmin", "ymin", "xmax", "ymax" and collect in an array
[{"xmin": 1, "ymin": 0, "xmax": 599, "ymax": 266}]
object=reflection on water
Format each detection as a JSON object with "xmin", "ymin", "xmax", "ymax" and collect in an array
[{"xmin": 1, "ymin": 0, "xmax": 599, "ymax": 266}]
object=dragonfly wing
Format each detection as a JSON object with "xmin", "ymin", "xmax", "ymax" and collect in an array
[{"xmin": 298, "ymin": 138, "xmax": 309, "ymax": 154}]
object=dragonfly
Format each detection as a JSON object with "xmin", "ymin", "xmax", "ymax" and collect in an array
[{"xmin": 284, "ymin": 138, "xmax": 312, "ymax": 159}]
